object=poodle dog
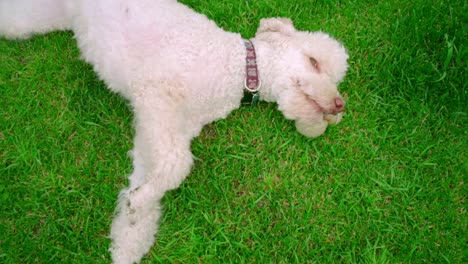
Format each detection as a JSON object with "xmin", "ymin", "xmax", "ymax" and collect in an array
[{"xmin": 0, "ymin": 0, "xmax": 348, "ymax": 263}]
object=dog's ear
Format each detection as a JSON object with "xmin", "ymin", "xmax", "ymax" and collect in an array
[{"xmin": 256, "ymin": 18, "xmax": 296, "ymax": 36}]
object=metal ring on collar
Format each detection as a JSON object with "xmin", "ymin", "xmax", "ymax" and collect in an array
[{"xmin": 244, "ymin": 79, "xmax": 261, "ymax": 93}]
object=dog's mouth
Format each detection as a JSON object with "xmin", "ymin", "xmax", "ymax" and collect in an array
[
  {"xmin": 305, "ymin": 95, "xmax": 325, "ymax": 113},
  {"xmin": 304, "ymin": 94, "xmax": 345, "ymax": 115}
]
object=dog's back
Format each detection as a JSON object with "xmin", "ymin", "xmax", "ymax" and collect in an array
[{"xmin": 0, "ymin": 0, "xmax": 242, "ymax": 99}]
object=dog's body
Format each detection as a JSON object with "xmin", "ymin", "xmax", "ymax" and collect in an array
[{"xmin": 1, "ymin": 0, "xmax": 348, "ymax": 263}]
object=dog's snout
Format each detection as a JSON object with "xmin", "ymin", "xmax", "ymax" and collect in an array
[{"xmin": 334, "ymin": 97, "xmax": 345, "ymax": 113}]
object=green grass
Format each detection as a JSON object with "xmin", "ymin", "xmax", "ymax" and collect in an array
[{"xmin": 0, "ymin": 0, "xmax": 466, "ymax": 263}]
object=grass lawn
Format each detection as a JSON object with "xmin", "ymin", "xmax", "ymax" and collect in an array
[{"xmin": 0, "ymin": 0, "xmax": 466, "ymax": 263}]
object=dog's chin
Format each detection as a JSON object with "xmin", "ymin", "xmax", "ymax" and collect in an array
[
  {"xmin": 295, "ymin": 118, "xmax": 326, "ymax": 138},
  {"xmin": 295, "ymin": 112, "xmax": 343, "ymax": 138},
  {"xmin": 324, "ymin": 112, "xmax": 343, "ymax": 125}
]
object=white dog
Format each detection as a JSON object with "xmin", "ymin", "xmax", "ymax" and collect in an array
[{"xmin": 0, "ymin": 0, "xmax": 348, "ymax": 263}]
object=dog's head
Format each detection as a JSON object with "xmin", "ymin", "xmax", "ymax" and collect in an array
[{"xmin": 254, "ymin": 18, "xmax": 348, "ymax": 138}]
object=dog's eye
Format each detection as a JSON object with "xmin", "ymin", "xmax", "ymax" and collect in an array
[{"xmin": 309, "ymin": 57, "xmax": 318, "ymax": 69}]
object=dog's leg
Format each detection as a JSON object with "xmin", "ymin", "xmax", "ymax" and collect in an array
[
  {"xmin": 0, "ymin": 0, "xmax": 72, "ymax": 39},
  {"xmin": 110, "ymin": 95, "xmax": 193, "ymax": 264}
]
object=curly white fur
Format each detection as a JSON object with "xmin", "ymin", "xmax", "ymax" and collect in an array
[{"xmin": 0, "ymin": 0, "xmax": 349, "ymax": 263}]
